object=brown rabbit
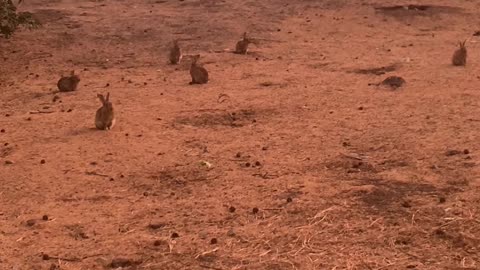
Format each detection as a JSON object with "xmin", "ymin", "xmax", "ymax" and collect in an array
[
  {"xmin": 57, "ymin": 70, "xmax": 80, "ymax": 92},
  {"xmin": 234, "ymin": 32, "xmax": 253, "ymax": 54},
  {"xmin": 95, "ymin": 92, "xmax": 115, "ymax": 130},
  {"xmin": 169, "ymin": 39, "xmax": 182, "ymax": 65},
  {"xmin": 452, "ymin": 40, "xmax": 467, "ymax": 66},
  {"xmin": 189, "ymin": 54, "xmax": 209, "ymax": 84}
]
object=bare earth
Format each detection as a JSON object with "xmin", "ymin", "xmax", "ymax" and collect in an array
[{"xmin": 1, "ymin": 0, "xmax": 480, "ymax": 269}]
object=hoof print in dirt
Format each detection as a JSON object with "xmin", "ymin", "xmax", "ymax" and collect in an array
[
  {"xmin": 381, "ymin": 76, "xmax": 405, "ymax": 89},
  {"xmin": 109, "ymin": 258, "xmax": 140, "ymax": 268}
]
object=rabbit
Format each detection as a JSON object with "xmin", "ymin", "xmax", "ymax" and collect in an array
[
  {"xmin": 95, "ymin": 92, "xmax": 115, "ymax": 130},
  {"xmin": 169, "ymin": 39, "xmax": 182, "ymax": 65},
  {"xmin": 234, "ymin": 32, "xmax": 253, "ymax": 54},
  {"xmin": 452, "ymin": 40, "xmax": 467, "ymax": 66},
  {"xmin": 57, "ymin": 70, "xmax": 80, "ymax": 92},
  {"xmin": 189, "ymin": 54, "xmax": 209, "ymax": 84}
]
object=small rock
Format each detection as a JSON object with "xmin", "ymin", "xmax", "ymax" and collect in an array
[
  {"xmin": 148, "ymin": 223, "xmax": 166, "ymax": 230},
  {"xmin": 439, "ymin": 197, "xmax": 446, "ymax": 203},
  {"xmin": 463, "ymin": 149, "xmax": 470, "ymax": 154},
  {"xmin": 286, "ymin": 197, "xmax": 293, "ymax": 203},
  {"xmin": 401, "ymin": 201, "xmax": 411, "ymax": 208},
  {"xmin": 227, "ymin": 229, "xmax": 235, "ymax": 237},
  {"xmin": 5, "ymin": 160, "xmax": 13, "ymax": 165},
  {"xmin": 42, "ymin": 215, "xmax": 49, "ymax": 221},
  {"xmin": 109, "ymin": 258, "xmax": 136, "ymax": 268},
  {"xmin": 42, "ymin": 254, "xmax": 50, "ymax": 260},
  {"xmin": 210, "ymin": 238, "xmax": 218, "ymax": 245},
  {"xmin": 245, "ymin": 162, "xmax": 251, "ymax": 167},
  {"xmin": 255, "ymin": 161, "xmax": 261, "ymax": 166},
  {"xmin": 1, "ymin": 129, "xmax": 5, "ymax": 133},
  {"xmin": 235, "ymin": 152, "xmax": 241, "ymax": 158},
  {"xmin": 228, "ymin": 206, "xmax": 236, "ymax": 213},
  {"xmin": 26, "ymin": 219, "xmax": 36, "ymax": 226},
  {"xmin": 171, "ymin": 232, "xmax": 179, "ymax": 238},
  {"xmin": 252, "ymin": 207, "xmax": 259, "ymax": 214},
  {"xmin": 381, "ymin": 76, "xmax": 405, "ymax": 89},
  {"xmin": 445, "ymin": 150, "xmax": 462, "ymax": 156},
  {"xmin": 40, "ymin": 159, "xmax": 46, "ymax": 164}
]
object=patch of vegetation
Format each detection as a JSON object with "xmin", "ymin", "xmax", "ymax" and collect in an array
[{"xmin": 1, "ymin": 0, "xmax": 40, "ymax": 38}]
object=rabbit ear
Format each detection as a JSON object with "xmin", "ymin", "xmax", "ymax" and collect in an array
[{"xmin": 97, "ymin": 94, "xmax": 105, "ymax": 104}]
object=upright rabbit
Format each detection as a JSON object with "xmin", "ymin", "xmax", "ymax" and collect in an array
[
  {"xmin": 189, "ymin": 54, "xmax": 209, "ymax": 84},
  {"xmin": 169, "ymin": 39, "xmax": 182, "ymax": 65},
  {"xmin": 57, "ymin": 70, "xmax": 80, "ymax": 92},
  {"xmin": 95, "ymin": 92, "xmax": 115, "ymax": 130},
  {"xmin": 235, "ymin": 32, "xmax": 253, "ymax": 54},
  {"xmin": 452, "ymin": 40, "xmax": 467, "ymax": 66}
]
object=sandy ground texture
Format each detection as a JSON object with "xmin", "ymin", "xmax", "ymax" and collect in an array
[{"xmin": 1, "ymin": 0, "xmax": 480, "ymax": 269}]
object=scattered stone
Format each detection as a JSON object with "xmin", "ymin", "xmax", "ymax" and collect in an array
[
  {"xmin": 228, "ymin": 206, "xmax": 236, "ymax": 213},
  {"xmin": 252, "ymin": 207, "xmax": 259, "ymax": 214},
  {"xmin": 148, "ymin": 223, "xmax": 166, "ymax": 230},
  {"xmin": 227, "ymin": 229, "xmax": 235, "ymax": 237},
  {"xmin": 463, "ymin": 149, "xmax": 470, "ymax": 154},
  {"xmin": 255, "ymin": 161, "xmax": 261, "ymax": 166},
  {"xmin": 171, "ymin": 232, "xmax": 179, "ymax": 238},
  {"xmin": 401, "ymin": 201, "xmax": 411, "ymax": 208},
  {"xmin": 40, "ymin": 159, "xmax": 46, "ymax": 164},
  {"xmin": 210, "ymin": 238, "xmax": 218, "ymax": 245},
  {"xmin": 42, "ymin": 215, "xmax": 49, "ymax": 221},
  {"xmin": 445, "ymin": 149, "xmax": 462, "ymax": 156},
  {"xmin": 286, "ymin": 197, "xmax": 293, "ymax": 203},
  {"xmin": 235, "ymin": 152, "xmax": 241, "ymax": 158},
  {"xmin": 381, "ymin": 76, "xmax": 405, "ymax": 89},
  {"xmin": 42, "ymin": 254, "xmax": 50, "ymax": 260},
  {"xmin": 26, "ymin": 219, "xmax": 36, "ymax": 226},
  {"xmin": 439, "ymin": 196, "xmax": 446, "ymax": 203},
  {"xmin": 109, "ymin": 258, "xmax": 137, "ymax": 268},
  {"xmin": 5, "ymin": 160, "xmax": 13, "ymax": 165},
  {"xmin": 245, "ymin": 162, "xmax": 251, "ymax": 167}
]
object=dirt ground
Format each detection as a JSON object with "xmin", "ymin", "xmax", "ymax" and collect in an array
[{"xmin": 1, "ymin": 0, "xmax": 480, "ymax": 269}]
